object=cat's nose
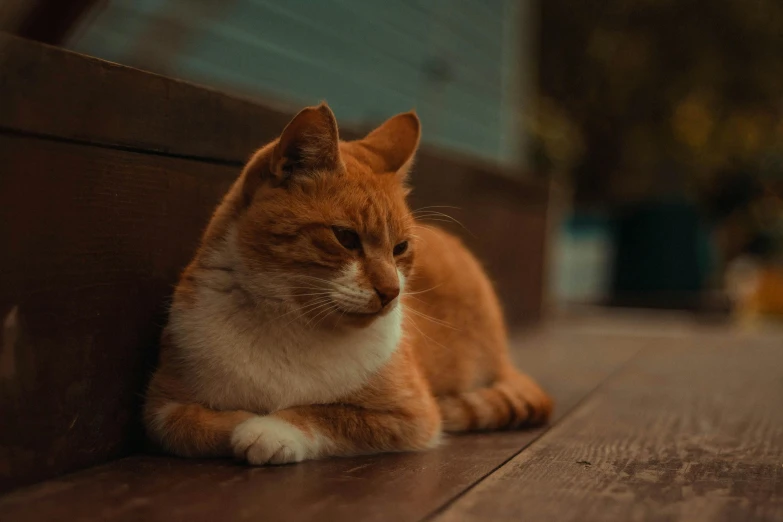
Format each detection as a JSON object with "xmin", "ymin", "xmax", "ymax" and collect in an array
[{"xmin": 375, "ymin": 283, "xmax": 400, "ymax": 307}]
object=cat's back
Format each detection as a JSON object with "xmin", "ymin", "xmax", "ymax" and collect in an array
[
  {"xmin": 404, "ymin": 225, "xmax": 508, "ymax": 394},
  {"xmin": 407, "ymin": 225, "xmax": 502, "ymax": 314}
]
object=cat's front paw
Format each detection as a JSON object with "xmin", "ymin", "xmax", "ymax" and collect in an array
[{"xmin": 231, "ymin": 416, "xmax": 312, "ymax": 465}]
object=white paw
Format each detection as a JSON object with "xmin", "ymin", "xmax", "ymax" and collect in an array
[{"xmin": 231, "ymin": 416, "xmax": 312, "ymax": 465}]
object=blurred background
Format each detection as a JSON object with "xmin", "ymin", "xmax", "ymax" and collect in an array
[{"xmin": 3, "ymin": 0, "xmax": 782, "ymax": 324}]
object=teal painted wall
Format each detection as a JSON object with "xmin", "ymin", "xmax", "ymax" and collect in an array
[{"xmin": 69, "ymin": 0, "xmax": 528, "ymax": 166}]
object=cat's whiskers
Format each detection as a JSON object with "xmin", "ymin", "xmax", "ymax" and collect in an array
[
  {"xmin": 415, "ymin": 216, "xmax": 452, "ymax": 225},
  {"xmin": 305, "ymin": 301, "xmax": 341, "ymax": 329},
  {"xmin": 405, "ymin": 306, "xmax": 458, "ymax": 330},
  {"xmin": 405, "ymin": 314, "xmax": 448, "ymax": 350},
  {"xmin": 270, "ymin": 296, "xmax": 332, "ymax": 324},
  {"xmin": 412, "ymin": 205, "xmax": 462, "ymax": 212},
  {"xmin": 401, "ymin": 282, "xmax": 444, "ymax": 297},
  {"xmin": 410, "ymin": 224, "xmax": 452, "ymax": 248},
  {"xmin": 309, "ymin": 304, "xmax": 340, "ymax": 329},
  {"xmin": 281, "ymin": 299, "xmax": 337, "ymax": 329},
  {"xmin": 274, "ymin": 291, "xmax": 333, "ymax": 298},
  {"xmin": 295, "ymin": 274, "xmax": 356, "ymax": 293},
  {"xmin": 414, "ymin": 216, "xmax": 473, "ymax": 237},
  {"xmin": 403, "ymin": 294, "xmax": 426, "ymax": 305},
  {"xmin": 412, "ymin": 210, "xmax": 474, "ymax": 238},
  {"xmin": 331, "ymin": 307, "xmax": 348, "ymax": 330}
]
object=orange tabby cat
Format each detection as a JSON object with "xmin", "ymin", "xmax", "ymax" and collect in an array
[{"xmin": 144, "ymin": 103, "xmax": 552, "ymax": 465}]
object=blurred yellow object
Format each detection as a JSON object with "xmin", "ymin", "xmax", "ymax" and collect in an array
[
  {"xmin": 727, "ymin": 260, "xmax": 783, "ymax": 329},
  {"xmin": 754, "ymin": 265, "xmax": 783, "ymax": 317}
]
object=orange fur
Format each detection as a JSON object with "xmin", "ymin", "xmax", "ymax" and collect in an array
[{"xmin": 144, "ymin": 103, "xmax": 552, "ymax": 465}]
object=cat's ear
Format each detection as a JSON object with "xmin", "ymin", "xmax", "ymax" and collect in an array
[
  {"xmin": 359, "ymin": 111, "xmax": 421, "ymax": 178},
  {"xmin": 271, "ymin": 103, "xmax": 341, "ymax": 180},
  {"xmin": 240, "ymin": 104, "xmax": 341, "ymax": 200}
]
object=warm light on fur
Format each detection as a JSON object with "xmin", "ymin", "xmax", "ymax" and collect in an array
[{"xmin": 143, "ymin": 103, "xmax": 552, "ymax": 465}]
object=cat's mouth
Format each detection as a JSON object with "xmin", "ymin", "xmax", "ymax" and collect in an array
[
  {"xmin": 328, "ymin": 299, "xmax": 398, "ymax": 323},
  {"xmin": 338, "ymin": 303, "xmax": 397, "ymax": 321}
]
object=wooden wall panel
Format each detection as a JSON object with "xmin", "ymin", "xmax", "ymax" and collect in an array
[
  {"xmin": 0, "ymin": 33, "xmax": 289, "ymax": 163},
  {"xmin": 0, "ymin": 134, "xmax": 235, "ymax": 491}
]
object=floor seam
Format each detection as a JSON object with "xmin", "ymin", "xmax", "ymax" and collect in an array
[{"xmin": 420, "ymin": 345, "xmax": 646, "ymax": 522}]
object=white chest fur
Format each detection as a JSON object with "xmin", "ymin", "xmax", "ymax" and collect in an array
[{"xmin": 168, "ymin": 288, "xmax": 403, "ymax": 413}]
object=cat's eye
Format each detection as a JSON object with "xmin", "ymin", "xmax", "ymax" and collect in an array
[
  {"xmin": 332, "ymin": 227, "xmax": 361, "ymax": 250},
  {"xmin": 393, "ymin": 241, "xmax": 408, "ymax": 256}
]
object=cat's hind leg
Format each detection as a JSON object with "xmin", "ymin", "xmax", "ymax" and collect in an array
[{"xmin": 436, "ymin": 371, "xmax": 552, "ymax": 432}]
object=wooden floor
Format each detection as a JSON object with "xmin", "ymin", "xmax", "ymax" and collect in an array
[{"xmin": 2, "ymin": 312, "xmax": 781, "ymax": 522}]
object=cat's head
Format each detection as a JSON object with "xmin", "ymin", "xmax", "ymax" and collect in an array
[{"xmin": 232, "ymin": 103, "xmax": 420, "ymax": 328}]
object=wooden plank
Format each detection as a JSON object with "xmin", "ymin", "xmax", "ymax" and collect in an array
[
  {"xmin": 436, "ymin": 331, "xmax": 783, "ymax": 522},
  {"xmin": 0, "ymin": 33, "xmax": 292, "ymax": 163},
  {"xmin": 0, "ymin": 134, "xmax": 235, "ymax": 491},
  {"xmin": 0, "ymin": 330, "xmax": 640, "ymax": 521}
]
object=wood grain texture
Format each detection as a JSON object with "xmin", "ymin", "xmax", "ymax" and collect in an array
[
  {"xmin": 0, "ymin": 331, "xmax": 639, "ymax": 521},
  {"xmin": 0, "ymin": 33, "xmax": 292, "ymax": 163},
  {"xmin": 0, "ymin": 134, "xmax": 235, "ymax": 491},
  {"xmin": 437, "ymin": 331, "xmax": 783, "ymax": 522}
]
